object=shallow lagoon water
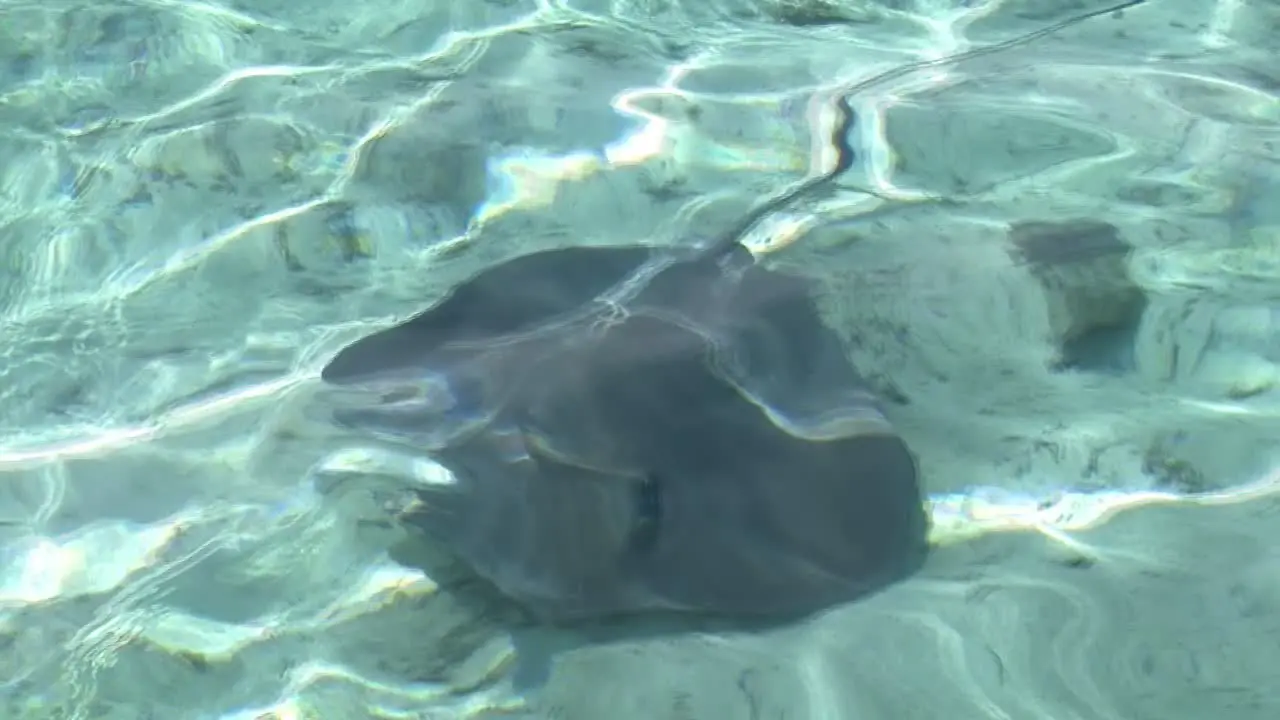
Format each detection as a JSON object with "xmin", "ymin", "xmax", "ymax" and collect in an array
[{"xmin": 1, "ymin": 0, "xmax": 1279, "ymax": 718}]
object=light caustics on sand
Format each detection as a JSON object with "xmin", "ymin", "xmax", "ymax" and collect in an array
[
  {"xmin": 0, "ymin": 0, "xmax": 1272, "ymax": 641},
  {"xmin": 1, "ymin": 1, "xmax": 1273, "ymax": 717},
  {"xmin": 3, "ymin": 367, "xmax": 1280, "ymax": 604},
  {"xmin": 926, "ymin": 465, "xmax": 1280, "ymax": 547},
  {"xmin": 3, "ymin": 406, "xmax": 1279, "ymax": 720}
]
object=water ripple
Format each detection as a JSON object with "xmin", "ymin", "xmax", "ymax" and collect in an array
[{"xmin": 1, "ymin": 0, "xmax": 1279, "ymax": 717}]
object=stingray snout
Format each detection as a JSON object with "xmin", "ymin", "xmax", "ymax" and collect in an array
[{"xmin": 324, "ymin": 366, "xmax": 490, "ymax": 449}]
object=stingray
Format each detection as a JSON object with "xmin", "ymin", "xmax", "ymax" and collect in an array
[
  {"xmin": 322, "ymin": 238, "xmax": 929, "ymax": 620},
  {"xmin": 319, "ymin": 0, "xmax": 1149, "ymax": 621}
]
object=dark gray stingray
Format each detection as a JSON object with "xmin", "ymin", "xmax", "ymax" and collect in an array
[
  {"xmin": 321, "ymin": 240, "xmax": 929, "ymax": 621},
  {"xmin": 319, "ymin": 0, "xmax": 1148, "ymax": 621}
]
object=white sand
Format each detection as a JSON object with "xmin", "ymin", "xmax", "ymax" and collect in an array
[{"xmin": 3, "ymin": 0, "xmax": 1278, "ymax": 718}]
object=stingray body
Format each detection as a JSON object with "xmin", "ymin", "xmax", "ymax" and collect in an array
[{"xmin": 322, "ymin": 241, "xmax": 929, "ymax": 621}]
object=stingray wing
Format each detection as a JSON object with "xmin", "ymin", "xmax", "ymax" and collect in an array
[
  {"xmin": 320, "ymin": 245, "xmax": 658, "ymax": 448},
  {"xmin": 320, "ymin": 245, "xmax": 654, "ymax": 385},
  {"xmin": 497, "ymin": 272, "xmax": 928, "ymax": 617}
]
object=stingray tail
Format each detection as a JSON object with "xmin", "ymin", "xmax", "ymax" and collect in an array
[{"xmin": 696, "ymin": 0, "xmax": 1148, "ymax": 263}]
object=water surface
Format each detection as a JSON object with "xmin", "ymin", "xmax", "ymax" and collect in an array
[{"xmin": 1, "ymin": 0, "xmax": 1278, "ymax": 718}]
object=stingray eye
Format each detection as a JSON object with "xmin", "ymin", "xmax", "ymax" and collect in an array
[
  {"xmin": 628, "ymin": 473, "xmax": 663, "ymax": 555},
  {"xmin": 379, "ymin": 387, "xmax": 421, "ymax": 403}
]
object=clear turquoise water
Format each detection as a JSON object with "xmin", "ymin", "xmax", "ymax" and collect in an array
[{"xmin": 1, "ymin": 0, "xmax": 1278, "ymax": 718}]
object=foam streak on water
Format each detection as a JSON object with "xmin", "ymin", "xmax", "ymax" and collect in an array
[{"xmin": 1, "ymin": 0, "xmax": 1279, "ymax": 718}]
